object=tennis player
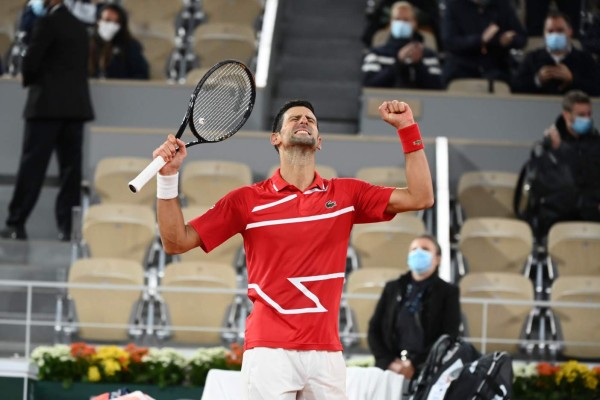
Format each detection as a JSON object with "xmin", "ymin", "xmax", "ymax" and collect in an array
[{"xmin": 153, "ymin": 99, "xmax": 433, "ymax": 399}]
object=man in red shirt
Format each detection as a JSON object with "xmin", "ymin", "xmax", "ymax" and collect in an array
[{"xmin": 153, "ymin": 99, "xmax": 433, "ymax": 399}]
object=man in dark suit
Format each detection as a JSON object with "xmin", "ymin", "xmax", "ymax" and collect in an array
[{"xmin": 0, "ymin": 0, "xmax": 94, "ymax": 241}]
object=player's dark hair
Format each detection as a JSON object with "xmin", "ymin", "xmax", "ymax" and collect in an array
[{"xmin": 271, "ymin": 100, "xmax": 317, "ymax": 153}]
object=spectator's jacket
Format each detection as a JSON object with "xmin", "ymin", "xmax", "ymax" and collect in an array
[
  {"xmin": 368, "ymin": 272, "xmax": 461, "ymax": 372},
  {"xmin": 362, "ymin": 33, "xmax": 443, "ymax": 89},
  {"xmin": 512, "ymin": 46, "xmax": 600, "ymax": 96},
  {"xmin": 442, "ymin": 0, "xmax": 526, "ymax": 82}
]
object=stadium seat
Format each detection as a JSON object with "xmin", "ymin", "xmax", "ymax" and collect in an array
[
  {"xmin": 345, "ymin": 267, "xmax": 400, "ymax": 349},
  {"xmin": 124, "ymin": 0, "xmax": 183, "ymax": 37},
  {"xmin": 192, "ymin": 22, "xmax": 257, "ymax": 68},
  {"xmin": 447, "ymin": 79, "xmax": 511, "ymax": 95},
  {"xmin": 355, "ymin": 166, "xmax": 407, "ymax": 188},
  {"xmin": 180, "ymin": 206, "xmax": 243, "ymax": 267},
  {"xmin": 135, "ymin": 31, "xmax": 175, "ymax": 81},
  {"xmin": 351, "ymin": 214, "xmax": 426, "ymax": 269},
  {"xmin": 201, "ymin": 0, "xmax": 263, "ymax": 26},
  {"xmin": 267, "ymin": 164, "xmax": 339, "ymax": 180},
  {"xmin": 547, "ymin": 222, "xmax": 600, "ymax": 277},
  {"xmin": 0, "ymin": 0, "xmax": 23, "ymax": 31},
  {"xmin": 181, "ymin": 160, "xmax": 253, "ymax": 207},
  {"xmin": 82, "ymin": 203, "xmax": 156, "ymax": 264},
  {"xmin": 160, "ymin": 261, "xmax": 237, "ymax": 344},
  {"xmin": 457, "ymin": 171, "xmax": 518, "ymax": 219},
  {"xmin": 549, "ymin": 275, "xmax": 600, "ymax": 359},
  {"xmin": 459, "ymin": 217, "xmax": 533, "ymax": 275},
  {"xmin": 93, "ymin": 157, "xmax": 156, "ymax": 207},
  {"xmin": 68, "ymin": 258, "xmax": 144, "ymax": 341},
  {"xmin": 185, "ymin": 67, "xmax": 211, "ymax": 85},
  {"xmin": 459, "ymin": 272, "xmax": 535, "ymax": 354}
]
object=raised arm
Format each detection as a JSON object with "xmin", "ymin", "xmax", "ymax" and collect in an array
[
  {"xmin": 378, "ymin": 100, "xmax": 434, "ymax": 214},
  {"xmin": 154, "ymin": 134, "xmax": 203, "ymax": 254}
]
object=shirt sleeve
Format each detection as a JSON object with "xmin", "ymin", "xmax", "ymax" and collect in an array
[
  {"xmin": 188, "ymin": 187, "xmax": 250, "ymax": 253},
  {"xmin": 343, "ymin": 178, "xmax": 396, "ymax": 223}
]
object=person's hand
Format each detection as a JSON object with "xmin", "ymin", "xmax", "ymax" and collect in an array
[
  {"xmin": 537, "ymin": 65, "xmax": 573, "ymax": 84},
  {"xmin": 387, "ymin": 359, "xmax": 404, "ymax": 374},
  {"xmin": 378, "ymin": 100, "xmax": 415, "ymax": 130},
  {"xmin": 398, "ymin": 360, "xmax": 416, "ymax": 379},
  {"xmin": 398, "ymin": 42, "xmax": 424, "ymax": 64},
  {"xmin": 544, "ymin": 125, "xmax": 561, "ymax": 149},
  {"xmin": 482, "ymin": 23, "xmax": 500, "ymax": 44},
  {"xmin": 499, "ymin": 30, "xmax": 516, "ymax": 47},
  {"xmin": 153, "ymin": 134, "xmax": 187, "ymax": 175}
]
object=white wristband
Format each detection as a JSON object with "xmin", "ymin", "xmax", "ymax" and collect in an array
[{"xmin": 157, "ymin": 172, "xmax": 179, "ymax": 199}]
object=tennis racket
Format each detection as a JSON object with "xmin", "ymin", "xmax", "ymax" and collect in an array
[{"xmin": 128, "ymin": 59, "xmax": 256, "ymax": 193}]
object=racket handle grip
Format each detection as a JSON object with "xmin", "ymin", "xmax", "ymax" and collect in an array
[{"xmin": 128, "ymin": 156, "xmax": 167, "ymax": 193}]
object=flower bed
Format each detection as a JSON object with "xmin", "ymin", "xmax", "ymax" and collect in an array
[
  {"xmin": 513, "ymin": 361, "xmax": 600, "ymax": 400},
  {"xmin": 30, "ymin": 342, "xmax": 243, "ymax": 388}
]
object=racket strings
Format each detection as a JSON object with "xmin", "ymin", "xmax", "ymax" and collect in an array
[{"xmin": 192, "ymin": 63, "xmax": 254, "ymax": 142}]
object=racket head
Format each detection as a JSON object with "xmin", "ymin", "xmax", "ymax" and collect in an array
[{"xmin": 186, "ymin": 60, "xmax": 256, "ymax": 147}]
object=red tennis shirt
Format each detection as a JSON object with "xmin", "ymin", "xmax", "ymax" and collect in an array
[{"xmin": 189, "ymin": 169, "xmax": 395, "ymax": 351}]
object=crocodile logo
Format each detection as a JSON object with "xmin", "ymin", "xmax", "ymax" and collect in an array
[{"xmin": 325, "ymin": 200, "xmax": 337, "ymax": 209}]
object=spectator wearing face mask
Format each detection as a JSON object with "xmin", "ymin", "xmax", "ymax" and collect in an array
[
  {"xmin": 441, "ymin": 0, "xmax": 526, "ymax": 87},
  {"xmin": 367, "ymin": 234, "xmax": 461, "ymax": 380},
  {"xmin": 512, "ymin": 11, "xmax": 600, "ymax": 96},
  {"xmin": 362, "ymin": 1, "xmax": 443, "ymax": 89},
  {"xmin": 536, "ymin": 90, "xmax": 600, "ymax": 234},
  {"xmin": 88, "ymin": 3, "xmax": 149, "ymax": 80}
]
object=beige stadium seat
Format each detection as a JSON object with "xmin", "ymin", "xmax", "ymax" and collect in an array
[
  {"xmin": 180, "ymin": 206, "xmax": 243, "ymax": 266},
  {"xmin": 201, "ymin": 0, "xmax": 263, "ymax": 25},
  {"xmin": 547, "ymin": 222, "xmax": 600, "ymax": 277},
  {"xmin": 459, "ymin": 217, "xmax": 533, "ymax": 274},
  {"xmin": 185, "ymin": 67, "xmax": 211, "ymax": 85},
  {"xmin": 135, "ymin": 31, "xmax": 175, "ymax": 81},
  {"xmin": 457, "ymin": 171, "xmax": 518, "ymax": 219},
  {"xmin": 0, "ymin": 0, "xmax": 23, "ymax": 30},
  {"xmin": 193, "ymin": 22, "xmax": 256, "ymax": 68},
  {"xmin": 346, "ymin": 267, "xmax": 400, "ymax": 349},
  {"xmin": 161, "ymin": 261, "xmax": 237, "ymax": 344},
  {"xmin": 82, "ymin": 204, "xmax": 156, "ymax": 264},
  {"xmin": 550, "ymin": 276, "xmax": 600, "ymax": 358},
  {"xmin": 181, "ymin": 160, "xmax": 252, "ymax": 207},
  {"xmin": 460, "ymin": 272, "xmax": 534, "ymax": 353},
  {"xmin": 94, "ymin": 157, "xmax": 156, "ymax": 207},
  {"xmin": 68, "ymin": 258, "xmax": 144, "ymax": 341},
  {"xmin": 267, "ymin": 164, "xmax": 338, "ymax": 180},
  {"xmin": 447, "ymin": 79, "xmax": 511, "ymax": 95},
  {"xmin": 124, "ymin": 0, "xmax": 183, "ymax": 37},
  {"xmin": 351, "ymin": 214, "xmax": 426, "ymax": 269},
  {"xmin": 355, "ymin": 166, "xmax": 407, "ymax": 188}
]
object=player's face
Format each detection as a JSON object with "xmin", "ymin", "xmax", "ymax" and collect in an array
[{"xmin": 279, "ymin": 106, "xmax": 321, "ymax": 150}]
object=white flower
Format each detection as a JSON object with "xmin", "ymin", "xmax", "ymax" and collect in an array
[{"xmin": 513, "ymin": 362, "xmax": 537, "ymax": 378}]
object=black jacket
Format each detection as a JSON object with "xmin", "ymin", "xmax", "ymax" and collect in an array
[
  {"xmin": 442, "ymin": 0, "xmax": 526, "ymax": 83},
  {"xmin": 362, "ymin": 33, "xmax": 443, "ymax": 90},
  {"xmin": 512, "ymin": 47, "xmax": 600, "ymax": 96},
  {"xmin": 22, "ymin": 5, "xmax": 94, "ymax": 121},
  {"xmin": 368, "ymin": 272, "xmax": 461, "ymax": 371},
  {"xmin": 90, "ymin": 38, "xmax": 150, "ymax": 80}
]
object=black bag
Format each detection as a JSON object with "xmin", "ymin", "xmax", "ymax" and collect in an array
[
  {"xmin": 408, "ymin": 335, "xmax": 481, "ymax": 400},
  {"xmin": 443, "ymin": 351, "xmax": 513, "ymax": 400},
  {"xmin": 513, "ymin": 140, "xmax": 578, "ymax": 240}
]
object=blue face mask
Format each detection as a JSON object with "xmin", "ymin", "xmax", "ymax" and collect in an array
[
  {"xmin": 572, "ymin": 117, "xmax": 593, "ymax": 135},
  {"xmin": 30, "ymin": 0, "xmax": 47, "ymax": 17},
  {"xmin": 545, "ymin": 33, "xmax": 568, "ymax": 52},
  {"xmin": 390, "ymin": 20, "xmax": 413, "ymax": 39},
  {"xmin": 407, "ymin": 248, "xmax": 433, "ymax": 275}
]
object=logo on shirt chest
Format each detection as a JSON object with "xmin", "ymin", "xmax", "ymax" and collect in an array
[{"xmin": 325, "ymin": 200, "xmax": 337, "ymax": 209}]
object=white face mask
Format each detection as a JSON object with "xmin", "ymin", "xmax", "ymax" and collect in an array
[{"xmin": 98, "ymin": 20, "xmax": 121, "ymax": 42}]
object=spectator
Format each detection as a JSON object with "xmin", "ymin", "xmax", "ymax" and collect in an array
[
  {"xmin": 88, "ymin": 3, "xmax": 149, "ymax": 80},
  {"xmin": 512, "ymin": 11, "xmax": 600, "ymax": 96},
  {"xmin": 537, "ymin": 90, "xmax": 600, "ymax": 235},
  {"xmin": 525, "ymin": 0, "xmax": 583, "ymax": 38},
  {"xmin": 0, "ymin": 0, "xmax": 94, "ymax": 241},
  {"xmin": 362, "ymin": 1, "xmax": 443, "ymax": 90},
  {"xmin": 441, "ymin": 0, "xmax": 526, "ymax": 87},
  {"xmin": 368, "ymin": 234, "xmax": 461, "ymax": 379},
  {"xmin": 19, "ymin": 0, "xmax": 41, "ymax": 45},
  {"xmin": 362, "ymin": 0, "xmax": 442, "ymax": 50}
]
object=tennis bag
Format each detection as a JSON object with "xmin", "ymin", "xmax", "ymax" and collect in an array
[
  {"xmin": 408, "ymin": 334, "xmax": 481, "ymax": 400},
  {"xmin": 442, "ymin": 351, "xmax": 513, "ymax": 400}
]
